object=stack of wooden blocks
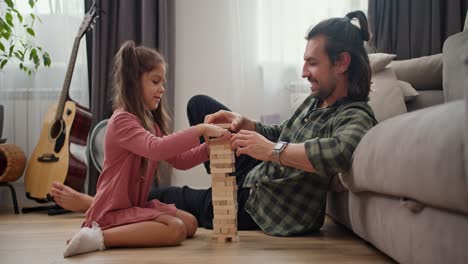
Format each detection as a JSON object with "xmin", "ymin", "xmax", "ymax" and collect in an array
[{"xmin": 210, "ymin": 123, "xmax": 239, "ymax": 243}]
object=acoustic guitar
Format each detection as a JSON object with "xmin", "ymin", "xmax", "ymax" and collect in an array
[{"xmin": 24, "ymin": 5, "xmax": 99, "ymax": 202}]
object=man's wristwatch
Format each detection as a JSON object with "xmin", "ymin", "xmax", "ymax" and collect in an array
[{"xmin": 272, "ymin": 141, "xmax": 288, "ymax": 165}]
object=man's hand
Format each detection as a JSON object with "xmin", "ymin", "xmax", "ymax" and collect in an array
[
  {"xmin": 231, "ymin": 130, "xmax": 275, "ymax": 161},
  {"xmin": 205, "ymin": 110, "xmax": 256, "ymax": 132}
]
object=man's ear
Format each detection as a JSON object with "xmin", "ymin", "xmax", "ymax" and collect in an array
[{"xmin": 335, "ymin": 52, "xmax": 351, "ymax": 74}]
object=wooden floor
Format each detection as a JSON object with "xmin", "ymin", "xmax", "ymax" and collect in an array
[{"xmin": 0, "ymin": 211, "xmax": 394, "ymax": 264}]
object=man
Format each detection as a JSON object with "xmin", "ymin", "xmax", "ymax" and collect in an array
[{"xmin": 52, "ymin": 10, "xmax": 377, "ymax": 236}]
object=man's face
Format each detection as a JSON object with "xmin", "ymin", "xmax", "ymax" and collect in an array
[{"xmin": 301, "ymin": 36, "xmax": 338, "ymax": 100}]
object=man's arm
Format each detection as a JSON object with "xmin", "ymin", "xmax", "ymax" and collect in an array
[
  {"xmin": 300, "ymin": 107, "xmax": 377, "ymax": 178},
  {"xmin": 276, "ymin": 143, "xmax": 317, "ymax": 172},
  {"xmin": 271, "ymin": 106, "xmax": 376, "ymax": 176},
  {"xmin": 254, "ymin": 120, "xmax": 287, "ymax": 142}
]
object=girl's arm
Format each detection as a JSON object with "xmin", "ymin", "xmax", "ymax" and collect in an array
[
  {"xmin": 111, "ymin": 112, "xmax": 201, "ymax": 161},
  {"xmin": 165, "ymin": 143, "xmax": 209, "ymax": 170}
]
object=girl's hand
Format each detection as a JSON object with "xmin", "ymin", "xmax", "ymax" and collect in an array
[
  {"xmin": 196, "ymin": 124, "xmax": 231, "ymax": 143},
  {"xmin": 204, "ymin": 110, "xmax": 255, "ymax": 132}
]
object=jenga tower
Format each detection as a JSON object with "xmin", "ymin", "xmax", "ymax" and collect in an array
[{"xmin": 210, "ymin": 123, "xmax": 239, "ymax": 243}]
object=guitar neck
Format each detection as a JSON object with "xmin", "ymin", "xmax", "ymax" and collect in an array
[{"xmin": 55, "ymin": 37, "xmax": 82, "ymax": 121}]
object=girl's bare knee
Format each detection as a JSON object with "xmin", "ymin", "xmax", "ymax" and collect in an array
[
  {"xmin": 167, "ymin": 218, "xmax": 187, "ymax": 245},
  {"xmin": 186, "ymin": 214, "xmax": 198, "ymax": 238}
]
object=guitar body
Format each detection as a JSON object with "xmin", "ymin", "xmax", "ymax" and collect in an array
[{"xmin": 24, "ymin": 100, "xmax": 91, "ymax": 202}]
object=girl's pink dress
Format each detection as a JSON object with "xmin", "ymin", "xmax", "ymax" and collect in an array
[{"xmin": 82, "ymin": 110, "xmax": 209, "ymax": 230}]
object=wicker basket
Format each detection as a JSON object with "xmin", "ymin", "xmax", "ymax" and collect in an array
[{"xmin": 0, "ymin": 144, "xmax": 26, "ymax": 183}]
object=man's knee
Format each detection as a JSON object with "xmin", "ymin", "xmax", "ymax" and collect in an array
[{"xmin": 187, "ymin": 94, "xmax": 211, "ymax": 111}]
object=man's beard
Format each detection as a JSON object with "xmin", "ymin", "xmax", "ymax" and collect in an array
[{"xmin": 311, "ymin": 84, "xmax": 336, "ymax": 100}]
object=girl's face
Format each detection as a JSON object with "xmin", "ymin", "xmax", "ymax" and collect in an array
[{"xmin": 141, "ymin": 64, "xmax": 166, "ymax": 111}]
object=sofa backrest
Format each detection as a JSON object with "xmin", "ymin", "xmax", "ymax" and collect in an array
[{"xmin": 443, "ymin": 30, "xmax": 468, "ymax": 102}]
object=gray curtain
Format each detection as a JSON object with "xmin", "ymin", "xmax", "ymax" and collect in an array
[
  {"xmin": 368, "ymin": 0, "xmax": 468, "ymax": 59},
  {"xmin": 85, "ymin": 0, "xmax": 175, "ymax": 195}
]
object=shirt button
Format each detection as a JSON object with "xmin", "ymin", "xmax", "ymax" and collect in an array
[{"xmin": 303, "ymin": 118, "xmax": 309, "ymax": 122}]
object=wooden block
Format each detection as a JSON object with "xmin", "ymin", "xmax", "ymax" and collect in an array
[
  {"xmin": 211, "ymin": 163, "xmax": 234, "ymax": 169},
  {"xmin": 211, "ymin": 175, "xmax": 236, "ymax": 182},
  {"xmin": 212, "ymin": 191, "xmax": 237, "ymax": 200},
  {"xmin": 213, "ymin": 208, "xmax": 229, "ymax": 215},
  {"xmin": 214, "ymin": 235, "xmax": 239, "ymax": 243},
  {"xmin": 211, "ymin": 167, "xmax": 234, "ymax": 173},
  {"xmin": 212, "ymin": 194, "xmax": 236, "ymax": 201},
  {"xmin": 210, "ymin": 158, "xmax": 234, "ymax": 165},
  {"xmin": 210, "ymin": 149, "xmax": 233, "ymax": 155},
  {"xmin": 212, "ymin": 204, "xmax": 237, "ymax": 211},
  {"xmin": 213, "ymin": 226, "xmax": 222, "ymax": 234},
  {"xmin": 210, "ymin": 137, "xmax": 229, "ymax": 144},
  {"xmin": 214, "ymin": 214, "xmax": 237, "ymax": 220},
  {"xmin": 213, "ymin": 218, "xmax": 237, "ymax": 225},
  {"xmin": 225, "ymin": 180, "xmax": 234, "ymax": 187},
  {"xmin": 227, "ymin": 227, "xmax": 238, "ymax": 235},
  {"xmin": 210, "ymin": 144, "xmax": 231, "ymax": 151},
  {"xmin": 212, "ymin": 181, "xmax": 226, "ymax": 187},
  {"xmin": 211, "ymin": 174, "xmax": 229, "ymax": 181},
  {"xmin": 212, "ymin": 200, "xmax": 236, "ymax": 206},
  {"xmin": 212, "ymin": 186, "xmax": 237, "ymax": 193},
  {"xmin": 210, "ymin": 153, "xmax": 235, "ymax": 160},
  {"xmin": 213, "ymin": 208, "xmax": 237, "ymax": 216}
]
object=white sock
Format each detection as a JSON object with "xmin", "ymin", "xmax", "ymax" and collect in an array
[{"xmin": 63, "ymin": 222, "xmax": 106, "ymax": 258}]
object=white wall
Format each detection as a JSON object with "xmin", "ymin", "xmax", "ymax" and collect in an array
[{"xmin": 171, "ymin": 0, "xmax": 262, "ymax": 188}]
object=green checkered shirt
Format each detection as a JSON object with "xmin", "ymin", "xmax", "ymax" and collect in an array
[{"xmin": 243, "ymin": 94, "xmax": 378, "ymax": 236}]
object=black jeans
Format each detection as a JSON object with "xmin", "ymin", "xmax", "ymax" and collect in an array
[{"xmin": 148, "ymin": 95, "xmax": 261, "ymax": 230}]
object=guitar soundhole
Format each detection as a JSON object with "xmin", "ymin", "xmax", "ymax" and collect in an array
[{"xmin": 50, "ymin": 120, "xmax": 63, "ymax": 139}]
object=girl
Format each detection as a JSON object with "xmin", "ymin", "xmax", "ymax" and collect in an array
[{"xmin": 63, "ymin": 40, "xmax": 230, "ymax": 257}]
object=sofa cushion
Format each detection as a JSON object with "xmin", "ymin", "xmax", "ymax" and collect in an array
[
  {"xmin": 368, "ymin": 53, "xmax": 396, "ymax": 73},
  {"xmin": 405, "ymin": 90, "xmax": 444, "ymax": 112},
  {"xmin": 368, "ymin": 69, "xmax": 407, "ymax": 122},
  {"xmin": 345, "ymin": 101, "xmax": 468, "ymax": 215},
  {"xmin": 398, "ymin": 80, "xmax": 419, "ymax": 102},
  {"xmin": 443, "ymin": 31, "xmax": 468, "ymax": 102},
  {"xmin": 388, "ymin": 53, "xmax": 442, "ymax": 91}
]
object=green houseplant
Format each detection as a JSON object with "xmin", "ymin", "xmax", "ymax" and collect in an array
[{"xmin": 0, "ymin": 0, "xmax": 51, "ymax": 75}]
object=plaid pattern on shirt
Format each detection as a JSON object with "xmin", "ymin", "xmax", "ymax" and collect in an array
[{"xmin": 243, "ymin": 94, "xmax": 378, "ymax": 236}]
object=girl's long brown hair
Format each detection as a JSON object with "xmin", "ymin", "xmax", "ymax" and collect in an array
[{"xmin": 112, "ymin": 40, "xmax": 172, "ymax": 171}]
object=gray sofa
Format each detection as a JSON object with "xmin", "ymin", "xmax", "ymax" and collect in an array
[{"xmin": 327, "ymin": 30, "xmax": 468, "ymax": 264}]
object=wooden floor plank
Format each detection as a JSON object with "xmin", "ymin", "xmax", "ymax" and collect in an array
[{"xmin": 0, "ymin": 212, "xmax": 394, "ymax": 264}]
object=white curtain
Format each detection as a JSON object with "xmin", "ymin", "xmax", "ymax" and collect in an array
[
  {"xmin": 0, "ymin": 0, "xmax": 88, "ymax": 169},
  {"xmin": 228, "ymin": 0, "xmax": 367, "ymax": 123}
]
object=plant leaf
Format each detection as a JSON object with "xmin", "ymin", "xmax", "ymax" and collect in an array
[
  {"xmin": 5, "ymin": 0, "xmax": 14, "ymax": 8},
  {"xmin": 29, "ymin": 0, "xmax": 35, "ymax": 8},
  {"xmin": 3, "ymin": 31, "xmax": 11, "ymax": 40},
  {"xmin": 12, "ymin": 9, "xmax": 24, "ymax": 23},
  {"xmin": 14, "ymin": 51, "xmax": 24, "ymax": 60},
  {"xmin": 26, "ymin": 28, "xmax": 35, "ymax": 37},
  {"xmin": 5, "ymin": 13, "xmax": 14, "ymax": 27},
  {"xmin": 0, "ymin": 60, "xmax": 7, "ymax": 70},
  {"xmin": 29, "ymin": 48, "xmax": 37, "ymax": 60},
  {"xmin": 9, "ymin": 45, "xmax": 14, "ymax": 57},
  {"xmin": 43, "ymin": 52, "xmax": 51, "ymax": 66},
  {"xmin": 0, "ymin": 42, "xmax": 4, "ymax": 52}
]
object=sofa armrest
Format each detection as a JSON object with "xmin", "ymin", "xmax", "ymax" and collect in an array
[{"xmin": 343, "ymin": 101, "xmax": 468, "ymax": 215}]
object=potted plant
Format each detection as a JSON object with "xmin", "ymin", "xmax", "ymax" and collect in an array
[
  {"xmin": 0, "ymin": 0, "xmax": 51, "ymax": 74},
  {"xmin": 0, "ymin": 0, "xmax": 52, "ymax": 143}
]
